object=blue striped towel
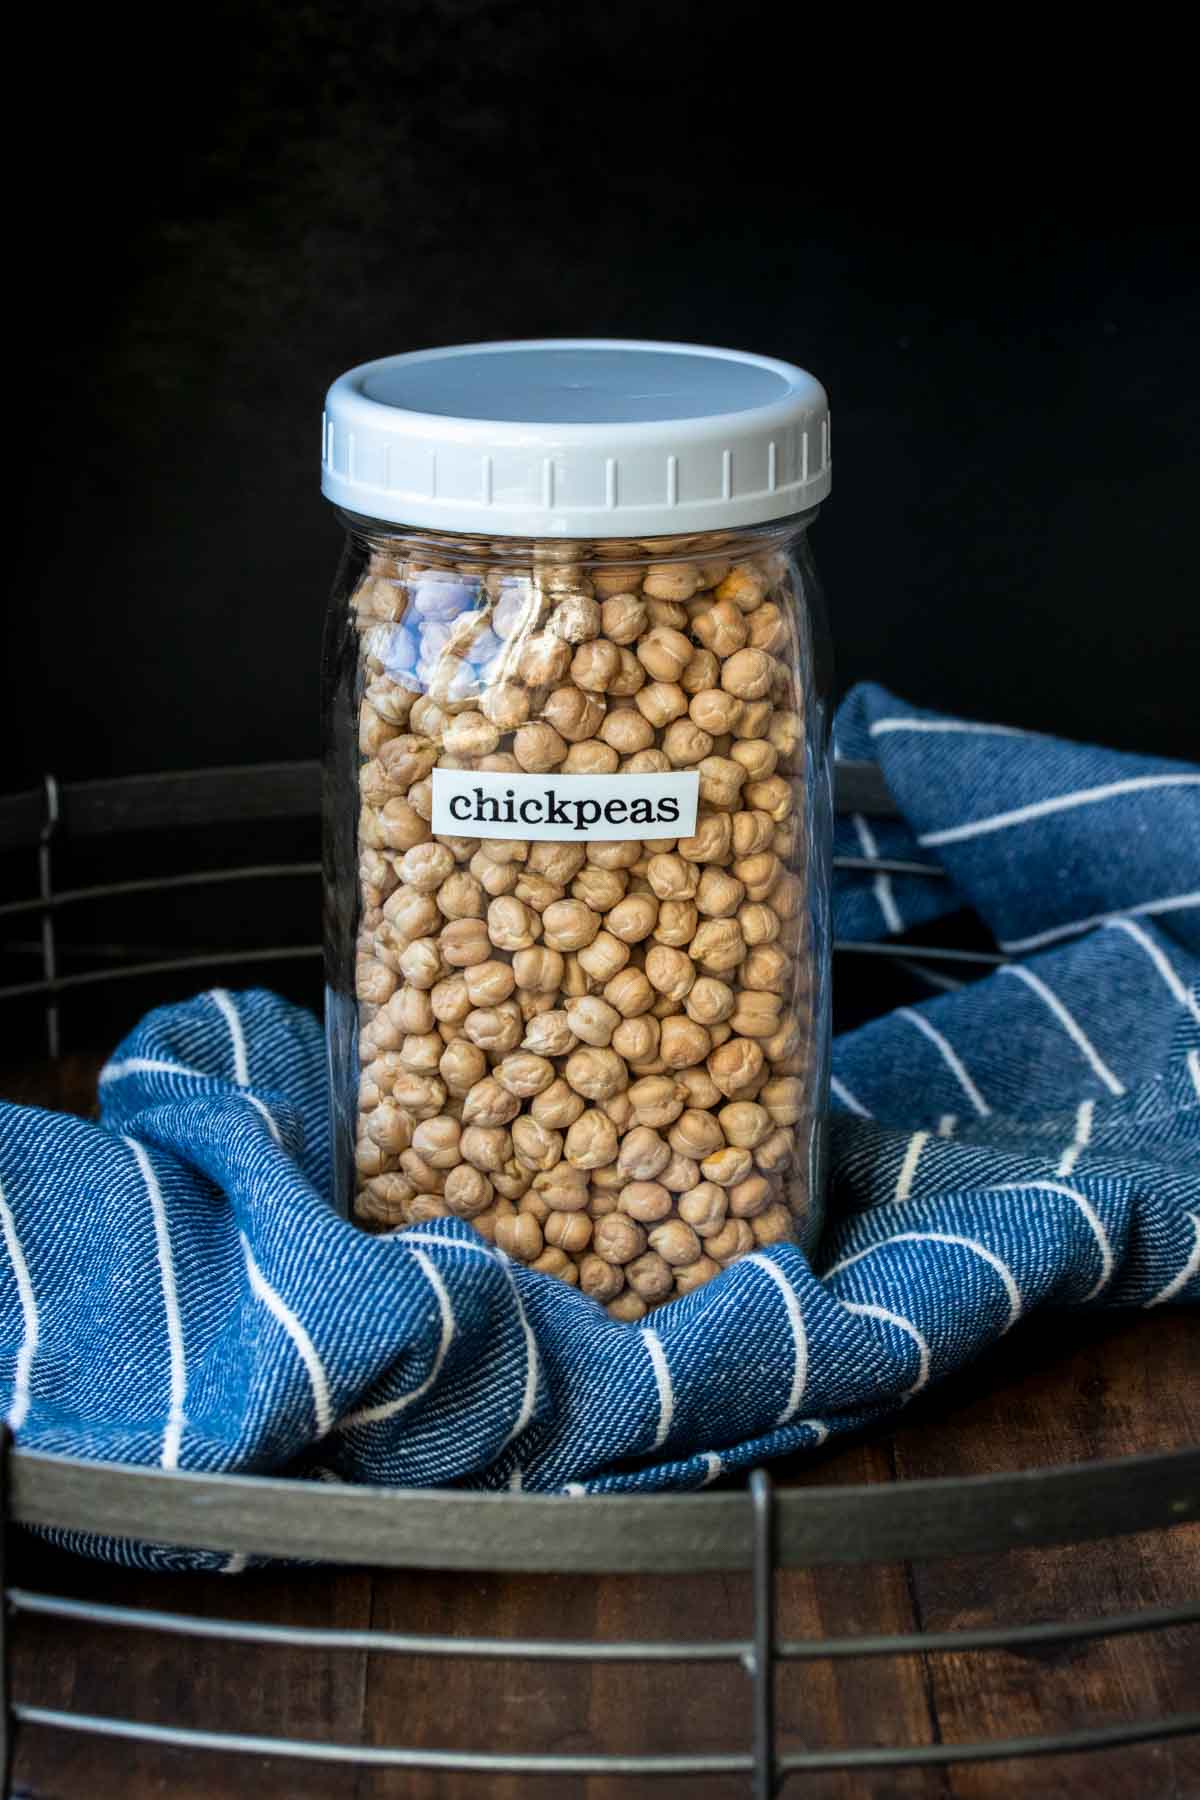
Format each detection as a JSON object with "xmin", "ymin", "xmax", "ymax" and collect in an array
[{"xmin": 1, "ymin": 683, "xmax": 1197, "ymax": 1569}]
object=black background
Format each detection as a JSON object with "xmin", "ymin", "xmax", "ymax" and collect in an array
[{"xmin": 7, "ymin": 4, "xmax": 1199, "ymax": 791}]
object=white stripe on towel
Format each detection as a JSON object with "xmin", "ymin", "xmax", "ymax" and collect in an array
[
  {"xmin": 852, "ymin": 812, "xmax": 903, "ymax": 935},
  {"xmin": 1107, "ymin": 918, "xmax": 1200, "ymax": 1027},
  {"xmin": 210, "ymin": 988, "xmax": 250, "ymax": 1086},
  {"xmin": 99, "ymin": 1057, "xmax": 207, "ymax": 1085},
  {"xmin": 125, "ymin": 1138, "xmax": 188, "ymax": 1469},
  {"xmin": 0, "ymin": 1181, "xmax": 39, "ymax": 1433},
  {"xmin": 1056, "ymin": 1099, "xmax": 1095, "ymax": 1179},
  {"xmin": 748, "ymin": 1254, "xmax": 808, "ymax": 1424},
  {"xmin": 828, "ymin": 1231, "xmax": 1022, "ymax": 1331},
  {"xmin": 893, "ymin": 1131, "xmax": 930, "ymax": 1202},
  {"xmin": 1145, "ymin": 1213, "xmax": 1200, "ymax": 1307},
  {"xmin": 998, "ymin": 966, "xmax": 1125, "ymax": 1095},
  {"xmin": 999, "ymin": 890, "xmax": 1200, "ymax": 955},
  {"xmin": 844, "ymin": 1300, "xmax": 931, "ymax": 1396},
  {"xmin": 996, "ymin": 1179, "xmax": 1113, "ymax": 1301},
  {"xmin": 501, "ymin": 1264, "xmax": 541, "ymax": 1448},
  {"xmin": 830, "ymin": 1075, "xmax": 872, "ymax": 1118},
  {"xmin": 642, "ymin": 1329, "xmax": 674, "ymax": 1449},
  {"xmin": 869, "ymin": 717, "xmax": 1026, "ymax": 739},
  {"xmin": 337, "ymin": 1247, "xmax": 456, "ymax": 1429},
  {"xmin": 919, "ymin": 774, "xmax": 1200, "ymax": 848},
  {"xmin": 898, "ymin": 1009, "xmax": 991, "ymax": 1117},
  {"xmin": 241, "ymin": 1234, "xmax": 332, "ymax": 1437}
]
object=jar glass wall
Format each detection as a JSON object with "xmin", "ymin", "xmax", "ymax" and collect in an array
[{"xmin": 322, "ymin": 518, "xmax": 832, "ymax": 1318}]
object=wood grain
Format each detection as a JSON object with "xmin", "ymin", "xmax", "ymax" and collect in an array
[{"xmin": 3, "ymin": 1059, "xmax": 1196, "ymax": 1799}]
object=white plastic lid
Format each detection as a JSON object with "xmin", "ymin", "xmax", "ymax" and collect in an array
[{"xmin": 321, "ymin": 339, "xmax": 830, "ymax": 538}]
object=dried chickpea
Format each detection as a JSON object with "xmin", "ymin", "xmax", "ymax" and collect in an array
[
  {"xmin": 599, "ymin": 708, "xmax": 654, "ymax": 756},
  {"xmin": 697, "ymin": 756, "xmax": 747, "ymax": 811},
  {"xmin": 700, "ymin": 1145, "xmax": 754, "ymax": 1187},
  {"xmin": 593, "ymin": 1213, "xmax": 648, "ymax": 1265},
  {"xmin": 444, "ymin": 1164, "xmax": 493, "ymax": 1217},
  {"xmin": 604, "ymin": 967, "xmax": 655, "ymax": 1018},
  {"xmin": 659, "ymin": 1016, "xmax": 712, "ymax": 1069},
  {"xmin": 486, "ymin": 895, "xmax": 538, "ymax": 952},
  {"xmin": 566, "ymin": 995, "xmax": 621, "ymax": 1047},
  {"xmin": 729, "ymin": 1174, "xmax": 772, "ymax": 1218},
  {"xmin": 732, "ymin": 699, "xmax": 774, "ymax": 742},
  {"xmin": 608, "ymin": 648, "xmax": 646, "ymax": 697},
  {"xmin": 471, "ymin": 849, "xmax": 519, "ymax": 897},
  {"xmin": 587, "ymin": 840, "xmax": 641, "ymax": 870},
  {"xmin": 668, "ymin": 1108, "xmax": 725, "ymax": 1160},
  {"xmin": 460, "ymin": 1124, "xmax": 512, "ymax": 1172},
  {"xmin": 654, "ymin": 899, "xmax": 699, "ymax": 947},
  {"xmin": 718, "ymin": 1101, "xmax": 772, "ymax": 1149},
  {"xmin": 440, "ymin": 1039, "xmax": 487, "ymax": 1096},
  {"xmin": 661, "ymin": 719, "xmax": 713, "ymax": 766},
  {"xmin": 635, "ymin": 681, "xmax": 689, "ymax": 729},
  {"xmin": 547, "ymin": 593, "xmax": 601, "ymax": 643},
  {"xmin": 564, "ymin": 1101, "xmax": 618, "ymax": 1173},
  {"xmin": 715, "ymin": 563, "xmax": 769, "ymax": 610},
  {"xmin": 493, "ymin": 1052, "xmax": 557, "ymax": 1099},
  {"xmin": 600, "ymin": 593, "xmax": 647, "ymax": 642},
  {"xmin": 679, "ymin": 1182, "xmax": 728, "ymax": 1237},
  {"xmin": 442, "ymin": 711, "xmax": 500, "ymax": 757},
  {"xmin": 542, "ymin": 899, "xmax": 601, "ymax": 952},
  {"xmin": 636, "ymin": 625, "xmax": 693, "ymax": 681},
  {"xmin": 514, "ymin": 722, "xmax": 569, "ymax": 771},
  {"xmin": 627, "ymin": 1075, "xmax": 687, "ymax": 1128},
  {"xmin": 518, "ymin": 634, "xmax": 571, "ymax": 686},
  {"xmin": 752, "ymin": 1204, "xmax": 793, "ymax": 1245},
  {"xmin": 619, "ymin": 1180, "xmax": 673, "ymax": 1223},
  {"xmin": 648, "ymin": 1219, "xmax": 703, "ymax": 1268},
  {"xmin": 626, "ymin": 1250, "xmax": 675, "ymax": 1301},
  {"xmin": 708, "ymin": 1036, "xmax": 765, "ymax": 1098},
  {"xmin": 563, "ymin": 739, "xmax": 619, "ymax": 775},
  {"xmin": 606, "ymin": 894, "xmax": 659, "ymax": 944},
  {"xmin": 462, "ymin": 1077, "xmax": 521, "ymax": 1128},
  {"xmin": 617, "ymin": 1126, "xmax": 671, "ymax": 1181},
  {"xmin": 611, "ymin": 1014, "xmax": 659, "ymax": 1063},
  {"xmin": 511, "ymin": 1116, "xmax": 563, "ymax": 1173},
  {"xmin": 580, "ymin": 1253, "xmax": 625, "ymax": 1301},
  {"xmin": 534, "ymin": 1163, "xmax": 589, "ymax": 1212},
  {"xmin": 679, "ymin": 813, "xmax": 734, "ymax": 865},
  {"xmin": 621, "ymin": 748, "xmax": 671, "ymax": 776},
  {"xmin": 742, "ymin": 776, "xmax": 793, "ymax": 822},
  {"xmin": 439, "ymin": 918, "xmax": 490, "ymax": 967},
  {"xmin": 730, "ymin": 738, "xmax": 777, "ymax": 783},
  {"xmin": 577, "ymin": 930, "xmax": 630, "ymax": 982},
  {"xmin": 693, "ymin": 599, "xmax": 748, "ymax": 658},
  {"xmin": 545, "ymin": 1210, "xmax": 593, "ymax": 1255},
  {"xmin": 571, "ymin": 639, "xmax": 621, "ymax": 692},
  {"xmin": 690, "ymin": 918, "xmax": 745, "ymax": 974},
  {"xmin": 706, "ymin": 1218, "xmax": 756, "ymax": 1262},
  {"xmin": 411, "ymin": 1116, "xmax": 462, "ymax": 1169},
  {"xmin": 480, "ymin": 683, "xmax": 531, "ymax": 730},
  {"xmin": 495, "ymin": 1211, "xmax": 545, "ymax": 1262},
  {"xmin": 573, "ymin": 866, "xmax": 628, "ymax": 911}
]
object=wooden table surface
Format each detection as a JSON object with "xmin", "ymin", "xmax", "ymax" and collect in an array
[{"xmin": 3, "ymin": 1056, "xmax": 1197, "ymax": 1800}]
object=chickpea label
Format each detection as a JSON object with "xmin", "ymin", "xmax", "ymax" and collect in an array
[{"xmin": 432, "ymin": 768, "xmax": 699, "ymax": 841}]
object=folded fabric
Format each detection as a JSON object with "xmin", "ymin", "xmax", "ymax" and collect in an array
[{"xmin": 1, "ymin": 683, "xmax": 1197, "ymax": 1570}]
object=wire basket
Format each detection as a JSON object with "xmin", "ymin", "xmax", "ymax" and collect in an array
[{"xmin": 1, "ymin": 760, "xmax": 1196, "ymax": 1795}]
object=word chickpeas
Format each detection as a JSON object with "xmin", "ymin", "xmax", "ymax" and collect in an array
[{"xmin": 322, "ymin": 341, "xmax": 832, "ymax": 1317}]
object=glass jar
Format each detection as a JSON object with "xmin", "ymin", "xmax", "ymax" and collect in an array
[{"xmin": 321, "ymin": 341, "xmax": 833, "ymax": 1318}]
